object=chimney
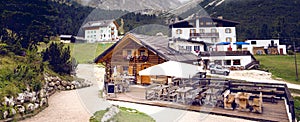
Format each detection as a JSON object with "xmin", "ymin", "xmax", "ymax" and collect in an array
[{"xmin": 217, "ymin": 16, "xmax": 223, "ymax": 19}]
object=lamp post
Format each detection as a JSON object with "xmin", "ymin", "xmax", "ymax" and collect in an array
[{"xmin": 294, "ymin": 40, "xmax": 299, "ymax": 81}]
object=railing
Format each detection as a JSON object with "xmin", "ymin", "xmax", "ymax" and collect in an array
[
  {"xmin": 200, "ymin": 51, "xmax": 252, "ymax": 56},
  {"xmin": 124, "ymin": 55, "xmax": 149, "ymax": 62},
  {"xmin": 245, "ymin": 60, "xmax": 260, "ymax": 69},
  {"xmin": 190, "ymin": 33, "xmax": 219, "ymax": 38}
]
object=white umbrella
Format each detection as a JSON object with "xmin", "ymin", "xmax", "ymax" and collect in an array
[{"xmin": 139, "ymin": 61, "xmax": 203, "ymax": 78}]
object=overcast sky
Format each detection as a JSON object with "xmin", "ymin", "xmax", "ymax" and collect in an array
[{"xmin": 179, "ymin": 0, "xmax": 191, "ymax": 2}]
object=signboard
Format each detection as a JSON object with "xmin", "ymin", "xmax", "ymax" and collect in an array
[{"xmin": 107, "ymin": 84, "xmax": 115, "ymax": 94}]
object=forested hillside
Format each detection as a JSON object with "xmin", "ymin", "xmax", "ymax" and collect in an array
[
  {"xmin": 0, "ymin": 0, "xmax": 90, "ymax": 103},
  {"xmin": 0, "ymin": 0, "xmax": 93, "ymax": 38}
]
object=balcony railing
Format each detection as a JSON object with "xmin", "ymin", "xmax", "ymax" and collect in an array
[
  {"xmin": 123, "ymin": 55, "xmax": 149, "ymax": 62},
  {"xmin": 190, "ymin": 33, "xmax": 219, "ymax": 38}
]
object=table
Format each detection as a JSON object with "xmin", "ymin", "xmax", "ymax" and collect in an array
[
  {"xmin": 235, "ymin": 92, "xmax": 251, "ymax": 110},
  {"xmin": 151, "ymin": 85, "xmax": 169, "ymax": 100},
  {"xmin": 176, "ymin": 87, "xmax": 193, "ymax": 104}
]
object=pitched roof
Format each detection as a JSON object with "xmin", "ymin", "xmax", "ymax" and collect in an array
[
  {"xmin": 169, "ymin": 16, "xmax": 239, "ymax": 28},
  {"xmin": 82, "ymin": 20, "xmax": 117, "ymax": 29},
  {"xmin": 94, "ymin": 33, "xmax": 199, "ymax": 63}
]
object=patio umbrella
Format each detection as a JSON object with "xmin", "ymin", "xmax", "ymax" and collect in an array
[
  {"xmin": 139, "ymin": 61, "xmax": 203, "ymax": 78},
  {"xmin": 233, "ymin": 42, "xmax": 250, "ymax": 45},
  {"xmin": 216, "ymin": 42, "xmax": 230, "ymax": 45}
]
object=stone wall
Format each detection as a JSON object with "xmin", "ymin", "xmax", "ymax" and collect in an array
[{"xmin": 0, "ymin": 74, "xmax": 92, "ymax": 121}]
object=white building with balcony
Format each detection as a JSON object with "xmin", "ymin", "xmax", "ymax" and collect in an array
[
  {"xmin": 169, "ymin": 17, "xmax": 239, "ymax": 53},
  {"xmin": 243, "ymin": 39, "xmax": 287, "ymax": 55},
  {"xmin": 83, "ymin": 20, "xmax": 119, "ymax": 43}
]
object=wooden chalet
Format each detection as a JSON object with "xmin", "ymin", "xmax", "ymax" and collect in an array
[{"xmin": 94, "ymin": 33, "xmax": 200, "ymax": 84}]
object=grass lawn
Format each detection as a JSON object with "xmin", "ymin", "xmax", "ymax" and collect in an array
[
  {"xmin": 294, "ymin": 96, "xmax": 300, "ymax": 120},
  {"xmin": 255, "ymin": 53, "xmax": 300, "ymax": 84},
  {"xmin": 90, "ymin": 106, "xmax": 155, "ymax": 122},
  {"xmin": 66, "ymin": 43, "xmax": 114, "ymax": 64},
  {"xmin": 37, "ymin": 41, "xmax": 114, "ymax": 64}
]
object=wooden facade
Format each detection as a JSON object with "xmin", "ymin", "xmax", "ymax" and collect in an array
[{"xmin": 95, "ymin": 34, "xmax": 168, "ymax": 84}]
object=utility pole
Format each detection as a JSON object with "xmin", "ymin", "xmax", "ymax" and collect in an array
[{"xmin": 294, "ymin": 40, "xmax": 299, "ymax": 81}]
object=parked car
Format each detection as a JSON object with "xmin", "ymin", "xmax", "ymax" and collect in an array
[{"xmin": 209, "ymin": 64, "xmax": 230, "ymax": 76}]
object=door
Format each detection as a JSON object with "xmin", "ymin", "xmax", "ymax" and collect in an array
[
  {"xmin": 128, "ymin": 66, "xmax": 133, "ymax": 75},
  {"xmin": 140, "ymin": 64, "xmax": 151, "ymax": 84},
  {"xmin": 280, "ymin": 48, "xmax": 283, "ymax": 55}
]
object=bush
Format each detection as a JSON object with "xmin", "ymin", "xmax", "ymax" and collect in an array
[
  {"xmin": 288, "ymin": 50, "xmax": 295, "ymax": 55},
  {"xmin": 42, "ymin": 42, "xmax": 76, "ymax": 75}
]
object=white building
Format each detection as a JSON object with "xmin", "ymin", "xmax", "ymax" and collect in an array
[
  {"xmin": 169, "ymin": 17, "xmax": 239, "ymax": 52},
  {"xmin": 200, "ymin": 51, "xmax": 259, "ymax": 70},
  {"xmin": 59, "ymin": 35, "xmax": 72, "ymax": 43},
  {"xmin": 169, "ymin": 39, "xmax": 206, "ymax": 55},
  {"xmin": 244, "ymin": 39, "xmax": 287, "ymax": 55},
  {"xmin": 83, "ymin": 20, "xmax": 119, "ymax": 43}
]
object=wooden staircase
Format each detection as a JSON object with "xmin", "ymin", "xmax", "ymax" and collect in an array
[{"xmin": 245, "ymin": 61, "xmax": 260, "ymax": 70}]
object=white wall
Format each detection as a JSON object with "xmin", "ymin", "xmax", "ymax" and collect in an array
[
  {"xmin": 201, "ymin": 55, "xmax": 253, "ymax": 67},
  {"xmin": 245, "ymin": 39, "xmax": 287, "ymax": 54},
  {"xmin": 85, "ymin": 22, "xmax": 118, "ymax": 43},
  {"xmin": 169, "ymin": 41, "xmax": 205, "ymax": 55},
  {"xmin": 245, "ymin": 39, "xmax": 280, "ymax": 48},
  {"xmin": 171, "ymin": 27, "xmax": 237, "ymax": 44}
]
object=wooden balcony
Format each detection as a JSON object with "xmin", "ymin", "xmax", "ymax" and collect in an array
[{"xmin": 124, "ymin": 55, "xmax": 149, "ymax": 62}]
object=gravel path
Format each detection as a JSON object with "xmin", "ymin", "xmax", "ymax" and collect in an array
[{"xmin": 21, "ymin": 90, "xmax": 90, "ymax": 122}]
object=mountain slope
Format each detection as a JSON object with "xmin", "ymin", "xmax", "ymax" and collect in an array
[{"xmin": 74, "ymin": 0, "xmax": 182, "ymax": 12}]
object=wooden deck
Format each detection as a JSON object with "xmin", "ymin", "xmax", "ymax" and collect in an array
[{"xmin": 107, "ymin": 86, "xmax": 289, "ymax": 122}]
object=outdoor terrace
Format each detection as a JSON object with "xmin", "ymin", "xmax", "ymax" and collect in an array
[{"xmin": 106, "ymin": 78, "xmax": 295, "ymax": 122}]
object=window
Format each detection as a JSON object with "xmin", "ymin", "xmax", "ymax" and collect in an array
[
  {"xmin": 214, "ymin": 60, "xmax": 222, "ymax": 65},
  {"xmin": 139, "ymin": 50, "xmax": 145, "ymax": 56},
  {"xmin": 206, "ymin": 22, "xmax": 212, "ymax": 25},
  {"xmin": 225, "ymin": 60, "xmax": 231, "ymax": 65},
  {"xmin": 186, "ymin": 46, "xmax": 192, "ymax": 51},
  {"xmin": 211, "ymin": 37, "xmax": 217, "ymax": 42},
  {"xmin": 127, "ymin": 50, "xmax": 132, "ymax": 56},
  {"xmin": 251, "ymin": 41, "xmax": 257, "ymax": 45},
  {"xmin": 233, "ymin": 60, "xmax": 241, "ymax": 65},
  {"xmin": 190, "ymin": 29, "xmax": 196, "ymax": 33},
  {"xmin": 176, "ymin": 29, "xmax": 182, "ymax": 34},
  {"xmin": 94, "ymin": 30, "xmax": 96, "ymax": 33},
  {"xmin": 225, "ymin": 28, "xmax": 232, "ymax": 33},
  {"xmin": 211, "ymin": 28, "xmax": 217, "ymax": 33},
  {"xmin": 199, "ymin": 29, "xmax": 205, "ymax": 33},
  {"xmin": 226, "ymin": 37, "xmax": 232, "ymax": 42},
  {"xmin": 123, "ymin": 66, "xmax": 129, "ymax": 74},
  {"xmin": 200, "ymin": 22, "xmax": 204, "ymax": 25},
  {"xmin": 194, "ymin": 46, "xmax": 200, "ymax": 51},
  {"xmin": 100, "ymin": 30, "xmax": 103, "ymax": 33}
]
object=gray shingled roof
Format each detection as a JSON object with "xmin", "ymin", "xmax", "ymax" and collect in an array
[
  {"xmin": 82, "ymin": 20, "xmax": 115, "ymax": 28},
  {"xmin": 94, "ymin": 33, "xmax": 199, "ymax": 63},
  {"xmin": 131, "ymin": 33, "xmax": 199, "ymax": 62}
]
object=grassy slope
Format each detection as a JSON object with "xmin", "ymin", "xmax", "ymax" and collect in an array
[
  {"xmin": 294, "ymin": 97, "xmax": 300, "ymax": 120},
  {"xmin": 255, "ymin": 54, "xmax": 300, "ymax": 84},
  {"xmin": 38, "ymin": 41, "xmax": 113, "ymax": 64},
  {"xmin": 67, "ymin": 43, "xmax": 113, "ymax": 64},
  {"xmin": 90, "ymin": 107, "xmax": 155, "ymax": 122}
]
